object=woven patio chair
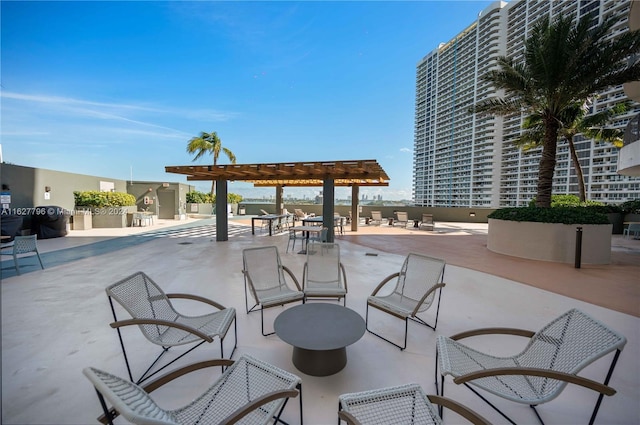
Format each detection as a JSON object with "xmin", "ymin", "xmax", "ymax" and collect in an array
[
  {"xmin": 1, "ymin": 235, "xmax": 45, "ymax": 275},
  {"xmin": 338, "ymin": 383, "xmax": 490, "ymax": 425},
  {"xmin": 436, "ymin": 308, "xmax": 626, "ymax": 425},
  {"xmin": 84, "ymin": 354, "xmax": 303, "ymax": 425},
  {"xmin": 106, "ymin": 271, "xmax": 237, "ymax": 384},
  {"xmin": 302, "ymin": 242, "xmax": 347, "ymax": 305},
  {"xmin": 366, "ymin": 253, "xmax": 445, "ymax": 350},
  {"xmin": 242, "ymin": 246, "xmax": 305, "ymax": 336},
  {"xmin": 623, "ymin": 222, "xmax": 640, "ymax": 239}
]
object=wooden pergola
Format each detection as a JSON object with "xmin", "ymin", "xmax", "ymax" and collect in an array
[{"xmin": 165, "ymin": 159, "xmax": 390, "ymax": 241}]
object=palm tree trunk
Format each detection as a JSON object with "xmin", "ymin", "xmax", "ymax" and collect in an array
[
  {"xmin": 536, "ymin": 119, "xmax": 560, "ymax": 208},
  {"xmin": 568, "ymin": 138, "xmax": 587, "ymax": 202}
]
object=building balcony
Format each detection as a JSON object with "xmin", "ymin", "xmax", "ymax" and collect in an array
[{"xmin": 617, "ymin": 140, "xmax": 640, "ymax": 176}]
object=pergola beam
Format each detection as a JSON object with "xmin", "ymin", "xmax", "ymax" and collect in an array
[{"xmin": 165, "ymin": 159, "xmax": 390, "ymax": 241}]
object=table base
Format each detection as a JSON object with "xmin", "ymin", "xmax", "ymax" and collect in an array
[{"xmin": 292, "ymin": 346, "xmax": 347, "ymax": 376}]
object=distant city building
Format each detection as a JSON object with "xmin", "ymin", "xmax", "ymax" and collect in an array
[{"xmin": 413, "ymin": 0, "xmax": 640, "ymax": 207}]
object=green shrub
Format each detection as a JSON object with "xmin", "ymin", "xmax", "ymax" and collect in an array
[
  {"xmin": 621, "ymin": 199, "xmax": 640, "ymax": 214},
  {"xmin": 227, "ymin": 193, "xmax": 243, "ymax": 204},
  {"xmin": 488, "ymin": 207, "xmax": 610, "ymax": 224},
  {"xmin": 186, "ymin": 191, "xmax": 213, "ymax": 203},
  {"xmin": 584, "ymin": 204, "xmax": 623, "ymax": 214},
  {"xmin": 186, "ymin": 191, "xmax": 243, "ymax": 204},
  {"xmin": 527, "ymin": 194, "xmax": 604, "ymax": 208},
  {"xmin": 74, "ymin": 191, "xmax": 136, "ymax": 207}
]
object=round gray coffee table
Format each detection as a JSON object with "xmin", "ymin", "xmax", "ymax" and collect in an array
[{"xmin": 274, "ymin": 303, "xmax": 365, "ymax": 376}]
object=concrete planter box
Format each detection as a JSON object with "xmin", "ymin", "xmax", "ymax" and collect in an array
[
  {"xmin": 72, "ymin": 210, "xmax": 92, "ymax": 230},
  {"xmin": 488, "ymin": 218, "xmax": 612, "ymax": 264},
  {"xmin": 84, "ymin": 206, "xmax": 137, "ymax": 228}
]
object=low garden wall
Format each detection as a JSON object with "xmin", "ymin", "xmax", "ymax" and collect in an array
[{"xmin": 487, "ymin": 219, "xmax": 612, "ymax": 264}]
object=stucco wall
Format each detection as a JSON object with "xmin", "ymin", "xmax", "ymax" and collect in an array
[
  {"xmin": 487, "ymin": 219, "xmax": 613, "ymax": 264},
  {"xmin": 0, "ymin": 163, "xmax": 127, "ymax": 211}
]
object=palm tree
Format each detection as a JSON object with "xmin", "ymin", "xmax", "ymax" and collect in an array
[
  {"xmin": 515, "ymin": 100, "xmax": 631, "ymax": 202},
  {"xmin": 186, "ymin": 131, "xmax": 237, "ymax": 196},
  {"xmin": 472, "ymin": 13, "xmax": 640, "ymax": 207}
]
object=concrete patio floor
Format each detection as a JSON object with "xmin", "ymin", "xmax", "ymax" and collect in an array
[{"xmin": 1, "ymin": 217, "xmax": 639, "ymax": 424}]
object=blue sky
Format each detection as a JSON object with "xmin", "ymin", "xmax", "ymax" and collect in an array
[{"xmin": 1, "ymin": 0, "xmax": 494, "ymax": 200}]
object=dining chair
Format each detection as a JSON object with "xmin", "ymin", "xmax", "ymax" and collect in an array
[{"xmin": 1, "ymin": 235, "xmax": 45, "ymax": 275}]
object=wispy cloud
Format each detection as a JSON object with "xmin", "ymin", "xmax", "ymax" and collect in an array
[
  {"xmin": 400, "ymin": 147, "xmax": 412, "ymax": 153},
  {"xmin": 1, "ymin": 91, "xmax": 239, "ymax": 132}
]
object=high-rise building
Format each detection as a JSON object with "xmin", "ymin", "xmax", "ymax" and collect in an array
[{"xmin": 413, "ymin": 0, "xmax": 640, "ymax": 207}]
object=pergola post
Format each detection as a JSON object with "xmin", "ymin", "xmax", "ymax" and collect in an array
[
  {"xmin": 351, "ymin": 185, "xmax": 360, "ymax": 232},
  {"xmin": 322, "ymin": 178, "xmax": 335, "ymax": 242},
  {"xmin": 276, "ymin": 185, "xmax": 284, "ymax": 214},
  {"xmin": 215, "ymin": 178, "xmax": 228, "ymax": 241}
]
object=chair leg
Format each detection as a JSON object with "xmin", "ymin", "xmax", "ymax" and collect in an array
[
  {"xmin": 365, "ymin": 303, "xmax": 408, "ymax": 350},
  {"xmin": 463, "ymin": 383, "xmax": 518, "ymax": 425},
  {"xmin": 589, "ymin": 348, "xmax": 622, "ymax": 425},
  {"xmin": 298, "ymin": 382, "xmax": 304, "ymax": 425},
  {"xmin": 36, "ymin": 252, "xmax": 44, "ymax": 269},
  {"xmin": 245, "ymin": 280, "xmax": 260, "ymax": 314},
  {"xmin": 221, "ymin": 316, "xmax": 238, "ymax": 363},
  {"xmin": 95, "ymin": 389, "xmax": 116, "ymax": 425},
  {"xmin": 13, "ymin": 253, "xmax": 20, "ymax": 275},
  {"xmin": 261, "ymin": 307, "xmax": 276, "ymax": 337}
]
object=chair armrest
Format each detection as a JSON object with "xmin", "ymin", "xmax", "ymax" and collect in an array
[
  {"xmin": 449, "ymin": 327, "xmax": 535, "ymax": 341},
  {"xmin": 453, "ymin": 367, "xmax": 616, "ymax": 396},
  {"xmin": 411, "ymin": 283, "xmax": 445, "ymax": 316},
  {"xmin": 302, "ymin": 263, "xmax": 308, "ymax": 290},
  {"xmin": 282, "ymin": 265, "xmax": 303, "ymax": 291},
  {"xmin": 109, "ymin": 319, "xmax": 214, "ymax": 342},
  {"xmin": 370, "ymin": 272, "xmax": 400, "ymax": 296},
  {"xmin": 338, "ymin": 410, "xmax": 362, "ymax": 425},
  {"xmin": 427, "ymin": 395, "xmax": 491, "ymax": 425},
  {"xmin": 220, "ymin": 388, "xmax": 300, "ymax": 425},
  {"xmin": 166, "ymin": 293, "xmax": 227, "ymax": 310},
  {"xmin": 97, "ymin": 359, "xmax": 235, "ymax": 424},
  {"xmin": 340, "ymin": 262, "xmax": 348, "ymax": 291},
  {"xmin": 143, "ymin": 359, "xmax": 235, "ymax": 393}
]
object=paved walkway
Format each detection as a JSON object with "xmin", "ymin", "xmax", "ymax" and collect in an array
[
  {"xmin": 3, "ymin": 216, "xmax": 638, "ymax": 316},
  {"xmin": 339, "ymin": 222, "xmax": 640, "ymax": 317},
  {"xmin": 1, "ymin": 216, "xmax": 638, "ymax": 424}
]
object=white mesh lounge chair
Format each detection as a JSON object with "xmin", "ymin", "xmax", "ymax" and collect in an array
[
  {"xmin": 419, "ymin": 214, "xmax": 435, "ymax": 231},
  {"xmin": 302, "ymin": 242, "xmax": 347, "ymax": 305},
  {"xmin": 242, "ymin": 246, "xmax": 305, "ymax": 336},
  {"xmin": 1, "ymin": 234, "xmax": 45, "ymax": 275},
  {"xmin": 393, "ymin": 211, "xmax": 410, "ymax": 228},
  {"xmin": 106, "ymin": 271, "xmax": 237, "ymax": 384},
  {"xmin": 293, "ymin": 208, "xmax": 310, "ymax": 224},
  {"xmin": 338, "ymin": 383, "xmax": 490, "ymax": 425},
  {"xmin": 366, "ymin": 253, "xmax": 445, "ymax": 350},
  {"xmin": 369, "ymin": 211, "xmax": 383, "ymax": 226},
  {"xmin": 436, "ymin": 308, "xmax": 626, "ymax": 425},
  {"xmin": 84, "ymin": 354, "xmax": 303, "ymax": 425}
]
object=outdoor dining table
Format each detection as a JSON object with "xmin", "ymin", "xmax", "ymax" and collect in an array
[
  {"xmin": 301, "ymin": 216, "xmax": 323, "ymax": 225},
  {"xmin": 251, "ymin": 214, "xmax": 291, "ymax": 236},
  {"xmin": 302, "ymin": 215, "xmax": 344, "ymax": 229},
  {"xmin": 290, "ymin": 225, "xmax": 323, "ymax": 254}
]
